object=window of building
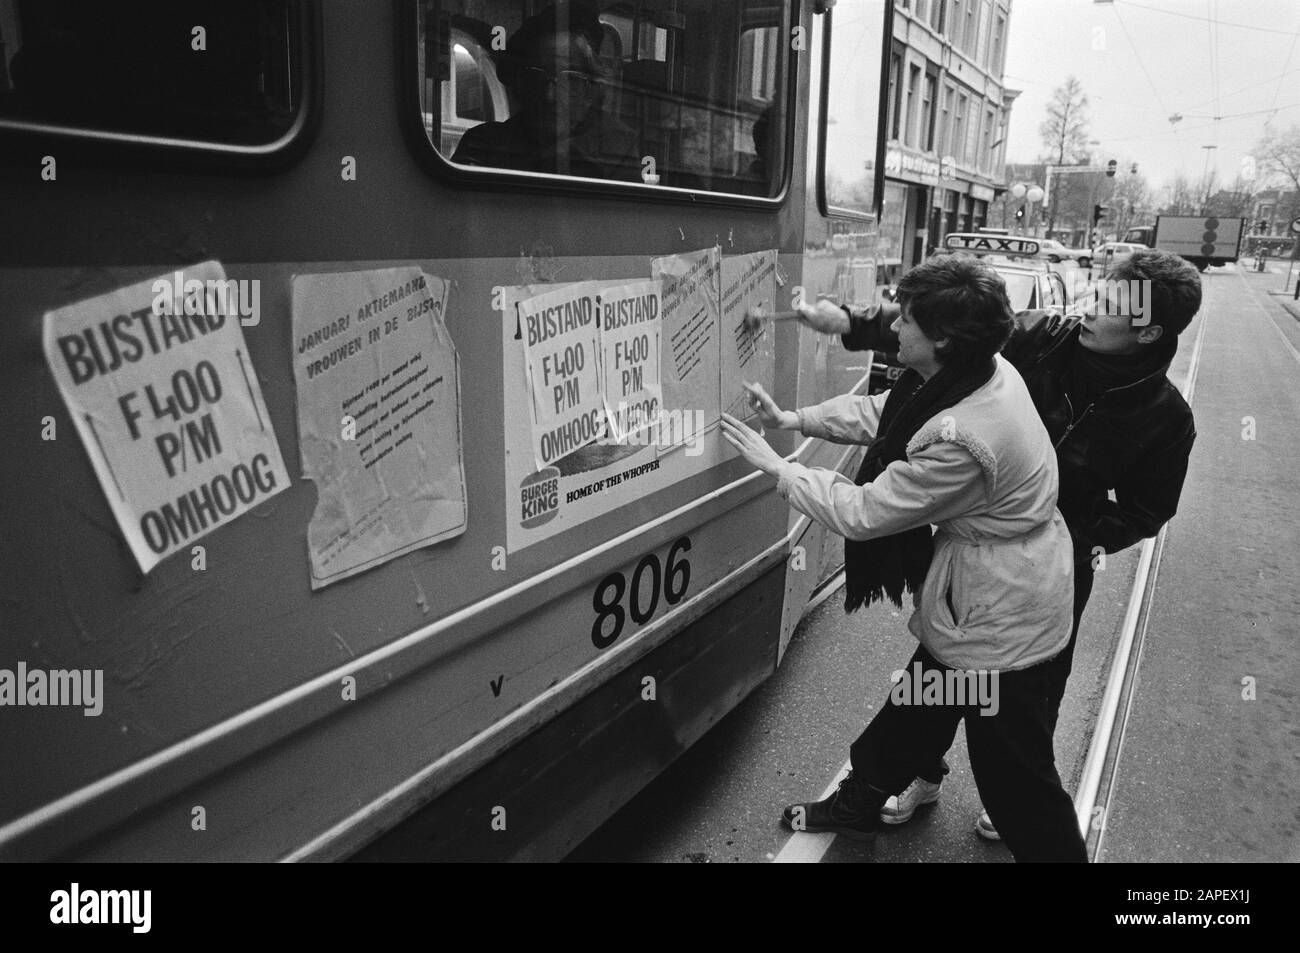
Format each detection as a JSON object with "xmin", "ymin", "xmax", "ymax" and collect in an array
[
  {"xmin": 904, "ymin": 63, "xmax": 921, "ymax": 147},
  {"xmin": 823, "ymin": 0, "xmax": 888, "ymax": 216},
  {"xmin": 950, "ymin": 0, "xmax": 964, "ymax": 47},
  {"xmin": 932, "ymin": 0, "xmax": 946, "ymax": 33},
  {"xmin": 416, "ymin": 1, "xmax": 791, "ymax": 197},
  {"xmin": 964, "ymin": 0, "xmax": 977, "ymax": 56},
  {"xmin": 954, "ymin": 92, "xmax": 967, "ymax": 164},
  {"xmin": 992, "ymin": 13, "xmax": 1006, "ymax": 75},
  {"xmin": 0, "ymin": 0, "xmax": 308, "ymax": 153},
  {"xmin": 921, "ymin": 70, "xmax": 937, "ymax": 152},
  {"xmin": 939, "ymin": 84, "xmax": 953, "ymax": 155},
  {"xmin": 977, "ymin": 0, "xmax": 991, "ymax": 66},
  {"xmin": 981, "ymin": 107, "xmax": 994, "ymax": 171},
  {"xmin": 965, "ymin": 98, "xmax": 978, "ymax": 165}
]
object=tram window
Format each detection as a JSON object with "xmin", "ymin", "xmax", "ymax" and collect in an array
[
  {"xmin": 821, "ymin": 0, "xmax": 887, "ymax": 216},
  {"xmin": 416, "ymin": 1, "xmax": 790, "ymax": 197},
  {"xmin": 0, "ymin": 0, "xmax": 303, "ymax": 148}
]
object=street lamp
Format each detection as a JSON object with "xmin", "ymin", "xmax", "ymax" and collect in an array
[
  {"xmin": 1025, "ymin": 185, "xmax": 1044, "ymax": 235},
  {"xmin": 1201, "ymin": 144, "xmax": 1218, "ymax": 214}
]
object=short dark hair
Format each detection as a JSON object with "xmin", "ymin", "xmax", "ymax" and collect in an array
[
  {"xmin": 896, "ymin": 256, "xmax": 1016, "ymax": 363},
  {"xmin": 500, "ymin": 1, "xmax": 605, "ymax": 84},
  {"xmin": 1106, "ymin": 249, "xmax": 1202, "ymax": 337}
]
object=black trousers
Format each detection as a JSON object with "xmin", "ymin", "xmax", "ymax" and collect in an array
[
  {"xmin": 850, "ymin": 645, "xmax": 1088, "ymax": 862},
  {"xmin": 1044, "ymin": 562, "xmax": 1096, "ymax": 737}
]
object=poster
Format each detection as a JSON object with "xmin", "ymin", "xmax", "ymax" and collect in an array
[
  {"xmin": 651, "ymin": 247, "xmax": 722, "ymax": 448},
  {"xmin": 597, "ymin": 279, "xmax": 662, "ymax": 442},
  {"xmin": 720, "ymin": 249, "xmax": 779, "ymax": 421},
  {"xmin": 502, "ymin": 282, "xmax": 729, "ymax": 554},
  {"xmin": 292, "ymin": 266, "xmax": 466, "ymax": 590},
  {"xmin": 518, "ymin": 281, "xmax": 605, "ymax": 470},
  {"xmin": 43, "ymin": 260, "xmax": 289, "ymax": 573}
]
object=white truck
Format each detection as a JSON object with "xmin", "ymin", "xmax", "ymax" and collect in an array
[{"xmin": 1140, "ymin": 215, "xmax": 1246, "ymax": 272}]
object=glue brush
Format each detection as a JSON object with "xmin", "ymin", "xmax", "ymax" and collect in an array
[{"xmin": 742, "ymin": 307, "xmax": 803, "ymax": 333}]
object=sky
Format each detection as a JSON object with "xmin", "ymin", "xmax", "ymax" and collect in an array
[{"xmin": 1002, "ymin": 0, "xmax": 1300, "ymax": 195}]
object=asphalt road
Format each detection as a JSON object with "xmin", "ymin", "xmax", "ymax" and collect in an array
[
  {"xmin": 567, "ymin": 265, "xmax": 1290, "ymax": 863},
  {"xmin": 1097, "ymin": 265, "xmax": 1300, "ymax": 863}
]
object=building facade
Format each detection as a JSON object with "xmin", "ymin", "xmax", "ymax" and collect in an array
[{"xmin": 878, "ymin": 0, "xmax": 1017, "ymax": 272}]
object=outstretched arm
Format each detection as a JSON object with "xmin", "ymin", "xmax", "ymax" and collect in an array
[{"xmin": 720, "ymin": 414, "xmax": 987, "ymax": 541}]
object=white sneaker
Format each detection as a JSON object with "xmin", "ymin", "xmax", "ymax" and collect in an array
[
  {"xmin": 879, "ymin": 777, "xmax": 943, "ymax": 825},
  {"xmin": 975, "ymin": 810, "xmax": 1002, "ymax": 841}
]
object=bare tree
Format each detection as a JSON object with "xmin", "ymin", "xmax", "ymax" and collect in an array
[
  {"xmin": 1038, "ymin": 77, "xmax": 1091, "ymax": 234},
  {"xmin": 1160, "ymin": 172, "xmax": 1200, "ymax": 215},
  {"xmin": 1109, "ymin": 165, "xmax": 1151, "ymax": 236},
  {"xmin": 1205, "ymin": 175, "xmax": 1256, "ymax": 217},
  {"xmin": 1255, "ymin": 123, "xmax": 1300, "ymax": 195}
]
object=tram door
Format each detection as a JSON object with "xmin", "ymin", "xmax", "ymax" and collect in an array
[{"xmin": 777, "ymin": 0, "xmax": 890, "ymax": 661}]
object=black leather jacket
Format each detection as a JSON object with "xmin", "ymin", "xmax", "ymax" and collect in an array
[{"xmin": 842, "ymin": 304, "xmax": 1196, "ymax": 567}]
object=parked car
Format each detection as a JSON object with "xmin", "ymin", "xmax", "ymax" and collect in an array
[
  {"xmin": 1093, "ymin": 241, "xmax": 1150, "ymax": 268},
  {"xmin": 1037, "ymin": 238, "xmax": 1093, "ymax": 267}
]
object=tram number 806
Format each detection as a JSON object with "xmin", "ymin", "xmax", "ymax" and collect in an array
[{"xmin": 591, "ymin": 537, "xmax": 692, "ymax": 649}]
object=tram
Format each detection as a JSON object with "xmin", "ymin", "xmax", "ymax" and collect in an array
[{"xmin": 0, "ymin": 0, "xmax": 891, "ymax": 860}]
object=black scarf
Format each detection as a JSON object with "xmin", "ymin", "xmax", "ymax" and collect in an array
[
  {"xmin": 1065, "ymin": 336, "xmax": 1175, "ymax": 407},
  {"xmin": 843, "ymin": 355, "xmax": 997, "ymax": 612}
]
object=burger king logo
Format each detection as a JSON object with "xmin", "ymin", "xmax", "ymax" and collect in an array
[{"xmin": 520, "ymin": 467, "xmax": 561, "ymax": 528}]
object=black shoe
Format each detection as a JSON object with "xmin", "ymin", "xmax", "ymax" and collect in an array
[{"xmin": 781, "ymin": 771, "xmax": 884, "ymax": 841}]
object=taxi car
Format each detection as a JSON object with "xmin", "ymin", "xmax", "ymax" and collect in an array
[{"xmin": 1037, "ymin": 238, "xmax": 1093, "ymax": 268}]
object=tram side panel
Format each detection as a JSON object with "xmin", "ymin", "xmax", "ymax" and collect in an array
[{"xmin": 0, "ymin": 3, "xmax": 813, "ymax": 859}]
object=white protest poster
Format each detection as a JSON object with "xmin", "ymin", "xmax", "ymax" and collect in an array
[
  {"xmin": 518, "ymin": 281, "xmax": 605, "ymax": 470},
  {"xmin": 720, "ymin": 249, "xmax": 779, "ymax": 421},
  {"xmin": 502, "ymin": 283, "xmax": 723, "ymax": 554},
  {"xmin": 651, "ymin": 246, "xmax": 722, "ymax": 448},
  {"xmin": 597, "ymin": 279, "xmax": 662, "ymax": 442},
  {"xmin": 292, "ymin": 266, "xmax": 466, "ymax": 590},
  {"xmin": 43, "ymin": 260, "xmax": 289, "ymax": 573}
]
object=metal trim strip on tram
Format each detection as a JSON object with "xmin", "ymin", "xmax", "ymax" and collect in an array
[{"xmin": 0, "ymin": 367, "xmax": 876, "ymax": 861}]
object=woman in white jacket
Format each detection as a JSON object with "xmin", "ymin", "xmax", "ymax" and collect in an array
[{"xmin": 721, "ymin": 255, "xmax": 1086, "ymax": 862}]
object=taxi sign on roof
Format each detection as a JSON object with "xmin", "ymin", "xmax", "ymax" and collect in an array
[{"xmin": 944, "ymin": 233, "xmax": 1040, "ymax": 256}]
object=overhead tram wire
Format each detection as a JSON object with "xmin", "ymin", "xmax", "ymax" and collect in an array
[
  {"xmin": 1269, "ymin": 16, "xmax": 1300, "ymax": 120},
  {"xmin": 1111, "ymin": 2, "xmax": 1183, "ymax": 149},
  {"xmin": 1176, "ymin": 65, "xmax": 1300, "ymax": 118},
  {"xmin": 1118, "ymin": 0, "xmax": 1300, "ymax": 37},
  {"xmin": 1103, "ymin": 102, "xmax": 1300, "ymax": 142}
]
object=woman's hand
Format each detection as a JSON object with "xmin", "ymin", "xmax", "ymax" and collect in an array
[
  {"xmin": 743, "ymin": 382, "xmax": 798, "ymax": 431},
  {"xmin": 720, "ymin": 412, "xmax": 787, "ymax": 476},
  {"xmin": 795, "ymin": 298, "xmax": 851, "ymax": 335}
]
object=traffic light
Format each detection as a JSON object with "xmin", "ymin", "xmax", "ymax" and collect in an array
[
  {"xmin": 1093, "ymin": 204, "xmax": 1108, "ymax": 226},
  {"xmin": 1258, "ymin": 219, "xmax": 1268, "ymax": 233},
  {"xmin": 1015, "ymin": 205, "xmax": 1025, "ymax": 220},
  {"xmin": 1130, "ymin": 162, "xmax": 1138, "ymax": 174},
  {"xmin": 1106, "ymin": 159, "xmax": 1117, "ymax": 177}
]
